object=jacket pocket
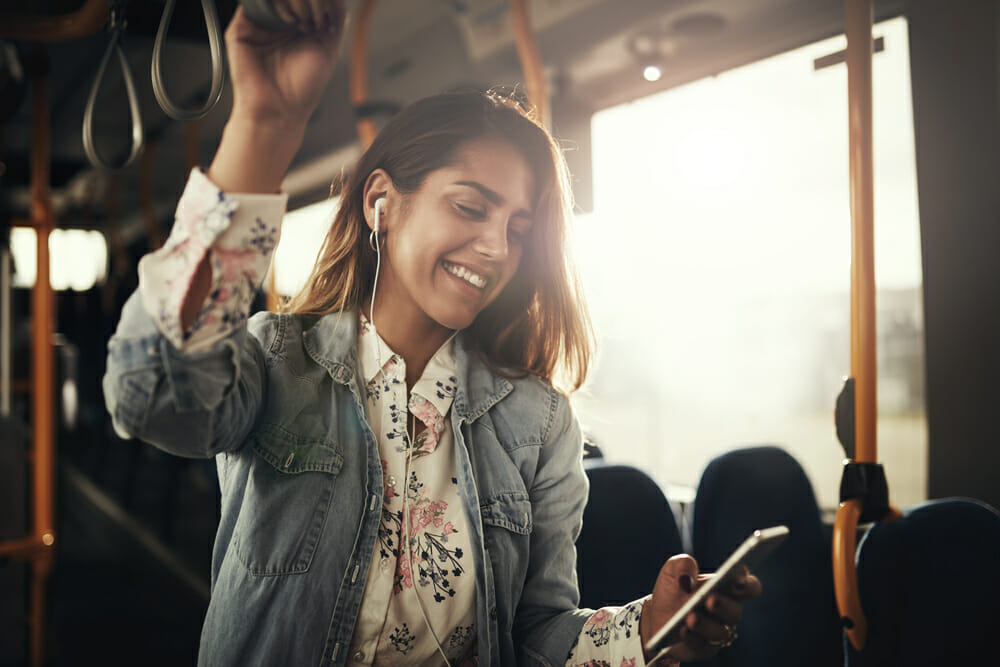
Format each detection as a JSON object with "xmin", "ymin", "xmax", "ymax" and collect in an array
[
  {"xmin": 480, "ymin": 493, "xmax": 533, "ymax": 535},
  {"xmin": 232, "ymin": 424, "xmax": 344, "ymax": 576}
]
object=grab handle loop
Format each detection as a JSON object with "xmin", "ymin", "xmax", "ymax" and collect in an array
[
  {"xmin": 82, "ymin": 2, "xmax": 144, "ymax": 170},
  {"xmin": 151, "ymin": 0, "xmax": 225, "ymax": 121}
]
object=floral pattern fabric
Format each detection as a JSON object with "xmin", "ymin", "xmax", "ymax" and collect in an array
[
  {"xmin": 566, "ymin": 598, "xmax": 670, "ymax": 667},
  {"xmin": 348, "ymin": 316, "xmax": 476, "ymax": 666},
  {"xmin": 137, "ymin": 168, "xmax": 286, "ymax": 352}
]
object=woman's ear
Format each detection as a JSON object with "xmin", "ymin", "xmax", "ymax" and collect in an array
[{"xmin": 362, "ymin": 169, "xmax": 395, "ymax": 232}]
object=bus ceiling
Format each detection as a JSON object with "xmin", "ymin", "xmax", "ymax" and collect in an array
[{"xmin": 0, "ymin": 0, "xmax": 908, "ymax": 222}]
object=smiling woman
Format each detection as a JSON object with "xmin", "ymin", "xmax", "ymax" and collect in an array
[{"xmin": 102, "ymin": 3, "xmax": 764, "ymax": 666}]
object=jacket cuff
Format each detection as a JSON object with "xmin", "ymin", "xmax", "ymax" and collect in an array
[{"xmin": 138, "ymin": 168, "xmax": 287, "ymax": 352}]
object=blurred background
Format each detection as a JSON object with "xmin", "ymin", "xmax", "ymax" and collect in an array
[{"xmin": 1, "ymin": 0, "xmax": 998, "ymax": 665}]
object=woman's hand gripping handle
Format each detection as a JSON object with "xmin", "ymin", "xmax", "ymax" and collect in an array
[{"xmin": 208, "ymin": 0, "xmax": 347, "ymax": 194}]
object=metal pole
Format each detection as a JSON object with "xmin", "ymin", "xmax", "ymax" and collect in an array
[
  {"xmin": 1, "ymin": 248, "xmax": 10, "ymax": 418},
  {"xmin": 349, "ymin": 0, "xmax": 378, "ymax": 150},
  {"xmin": 846, "ymin": 0, "xmax": 877, "ymax": 464},
  {"xmin": 833, "ymin": 0, "xmax": 877, "ymax": 651},
  {"xmin": 509, "ymin": 0, "xmax": 550, "ymax": 128},
  {"xmin": 29, "ymin": 48, "xmax": 56, "ymax": 667}
]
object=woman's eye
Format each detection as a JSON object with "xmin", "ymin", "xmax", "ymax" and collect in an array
[
  {"xmin": 508, "ymin": 227, "xmax": 529, "ymax": 242},
  {"xmin": 454, "ymin": 202, "xmax": 486, "ymax": 219}
]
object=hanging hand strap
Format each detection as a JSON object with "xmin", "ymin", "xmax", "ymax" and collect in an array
[
  {"xmin": 82, "ymin": 1, "xmax": 144, "ymax": 170},
  {"xmin": 151, "ymin": 0, "xmax": 225, "ymax": 121}
]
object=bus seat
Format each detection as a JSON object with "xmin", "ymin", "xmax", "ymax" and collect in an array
[
  {"xmin": 576, "ymin": 463, "xmax": 683, "ymax": 609},
  {"xmin": 692, "ymin": 446, "xmax": 841, "ymax": 667},
  {"xmin": 847, "ymin": 497, "xmax": 1000, "ymax": 667}
]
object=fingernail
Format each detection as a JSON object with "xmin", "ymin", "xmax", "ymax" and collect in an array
[{"xmin": 679, "ymin": 574, "xmax": 694, "ymax": 593}]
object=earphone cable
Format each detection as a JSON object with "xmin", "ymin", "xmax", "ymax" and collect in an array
[{"xmin": 370, "ymin": 208, "xmax": 452, "ymax": 665}]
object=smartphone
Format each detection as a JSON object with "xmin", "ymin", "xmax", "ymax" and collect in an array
[{"xmin": 643, "ymin": 525, "xmax": 790, "ymax": 657}]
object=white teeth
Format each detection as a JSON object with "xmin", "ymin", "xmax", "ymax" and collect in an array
[{"xmin": 443, "ymin": 261, "xmax": 487, "ymax": 289}]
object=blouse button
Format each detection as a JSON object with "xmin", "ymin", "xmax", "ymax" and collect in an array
[
  {"xmin": 353, "ymin": 650, "xmax": 365, "ymax": 661},
  {"xmin": 387, "ymin": 475, "xmax": 397, "ymax": 488}
]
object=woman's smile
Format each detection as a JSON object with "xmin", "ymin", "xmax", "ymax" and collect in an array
[{"xmin": 441, "ymin": 260, "xmax": 489, "ymax": 290}]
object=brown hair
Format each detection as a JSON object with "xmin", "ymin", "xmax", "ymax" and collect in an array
[{"xmin": 285, "ymin": 89, "xmax": 594, "ymax": 392}]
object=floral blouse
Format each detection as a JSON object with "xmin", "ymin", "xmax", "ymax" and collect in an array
[
  {"xmin": 138, "ymin": 169, "xmax": 656, "ymax": 667},
  {"xmin": 346, "ymin": 315, "xmax": 476, "ymax": 665}
]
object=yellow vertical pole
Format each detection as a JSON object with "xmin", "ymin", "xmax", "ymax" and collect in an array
[
  {"xmin": 28, "ymin": 47, "xmax": 57, "ymax": 667},
  {"xmin": 509, "ymin": 0, "xmax": 550, "ymax": 127},
  {"xmin": 846, "ymin": 0, "xmax": 877, "ymax": 464},
  {"xmin": 349, "ymin": 0, "xmax": 378, "ymax": 150},
  {"xmin": 833, "ymin": 0, "xmax": 877, "ymax": 651}
]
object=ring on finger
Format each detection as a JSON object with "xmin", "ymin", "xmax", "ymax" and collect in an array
[{"xmin": 706, "ymin": 624, "xmax": 738, "ymax": 648}]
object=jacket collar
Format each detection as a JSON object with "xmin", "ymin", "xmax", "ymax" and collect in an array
[{"xmin": 302, "ymin": 310, "xmax": 513, "ymax": 423}]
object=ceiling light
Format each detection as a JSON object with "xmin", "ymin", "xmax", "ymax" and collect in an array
[{"xmin": 643, "ymin": 65, "xmax": 662, "ymax": 82}]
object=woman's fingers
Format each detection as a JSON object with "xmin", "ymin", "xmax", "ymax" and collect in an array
[
  {"xmin": 684, "ymin": 610, "xmax": 738, "ymax": 649},
  {"xmin": 704, "ymin": 591, "xmax": 742, "ymax": 626},
  {"xmin": 270, "ymin": 0, "xmax": 299, "ymax": 27},
  {"xmin": 727, "ymin": 569, "xmax": 763, "ymax": 601}
]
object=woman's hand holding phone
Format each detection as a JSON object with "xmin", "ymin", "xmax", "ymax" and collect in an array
[
  {"xmin": 639, "ymin": 555, "xmax": 762, "ymax": 664},
  {"xmin": 639, "ymin": 525, "xmax": 790, "ymax": 665}
]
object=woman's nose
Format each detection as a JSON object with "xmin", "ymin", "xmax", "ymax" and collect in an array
[{"xmin": 473, "ymin": 219, "xmax": 509, "ymax": 260}]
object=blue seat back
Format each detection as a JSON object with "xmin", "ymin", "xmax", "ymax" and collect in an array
[
  {"xmin": 576, "ymin": 463, "xmax": 683, "ymax": 609},
  {"xmin": 693, "ymin": 446, "xmax": 841, "ymax": 667},
  {"xmin": 848, "ymin": 497, "xmax": 1000, "ymax": 666}
]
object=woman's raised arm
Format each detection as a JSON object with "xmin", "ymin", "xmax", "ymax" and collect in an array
[{"xmin": 182, "ymin": 1, "xmax": 346, "ymax": 330}]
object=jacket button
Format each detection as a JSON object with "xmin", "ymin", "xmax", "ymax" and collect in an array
[{"xmin": 490, "ymin": 606, "xmax": 497, "ymax": 619}]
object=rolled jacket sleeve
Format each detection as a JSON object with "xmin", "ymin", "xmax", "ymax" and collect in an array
[
  {"xmin": 138, "ymin": 168, "xmax": 287, "ymax": 352},
  {"xmin": 104, "ymin": 169, "xmax": 286, "ymax": 457}
]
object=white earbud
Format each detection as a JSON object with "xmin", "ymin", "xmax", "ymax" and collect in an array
[{"xmin": 374, "ymin": 197, "xmax": 387, "ymax": 235}]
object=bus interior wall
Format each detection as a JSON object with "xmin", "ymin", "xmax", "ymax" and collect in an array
[{"xmin": 907, "ymin": 0, "xmax": 1000, "ymax": 512}]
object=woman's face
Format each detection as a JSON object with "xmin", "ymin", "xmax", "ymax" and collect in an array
[{"xmin": 376, "ymin": 138, "xmax": 536, "ymax": 335}]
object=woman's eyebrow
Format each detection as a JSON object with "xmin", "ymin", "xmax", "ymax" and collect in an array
[{"xmin": 454, "ymin": 180, "xmax": 532, "ymax": 219}]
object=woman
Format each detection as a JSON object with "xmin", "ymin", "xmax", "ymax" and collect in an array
[{"xmin": 104, "ymin": 2, "xmax": 760, "ymax": 665}]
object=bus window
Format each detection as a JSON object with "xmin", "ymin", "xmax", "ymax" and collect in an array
[{"xmin": 573, "ymin": 16, "xmax": 924, "ymax": 511}]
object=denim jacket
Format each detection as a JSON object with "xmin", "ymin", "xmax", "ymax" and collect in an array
[{"xmin": 104, "ymin": 292, "xmax": 593, "ymax": 666}]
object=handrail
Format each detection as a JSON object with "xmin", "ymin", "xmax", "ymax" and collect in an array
[
  {"xmin": 29, "ymin": 51, "xmax": 56, "ymax": 667},
  {"xmin": 349, "ymin": 0, "xmax": 379, "ymax": 150},
  {"xmin": 152, "ymin": 0, "xmax": 226, "ymax": 121},
  {"xmin": 846, "ymin": 0, "xmax": 876, "ymax": 468},
  {"xmin": 832, "ymin": 499, "xmax": 867, "ymax": 647},
  {"xmin": 509, "ymin": 0, "xmax": 549, "ymax": 127},
  {"xmin": 82, "ymin": 2, "xmax": 144, "ymax": 170},
  {"xmin": 0, "ymin": 0, "xmax": 109, "ymax": 42},
  {"xmin": 833, "ymin": 0, "xmax": 880, "ymax": 651}
]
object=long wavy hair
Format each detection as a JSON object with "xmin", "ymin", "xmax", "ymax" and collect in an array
[{"xmin": 285, "ymin": 89, "xmax": 594, "ymax": 392}]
